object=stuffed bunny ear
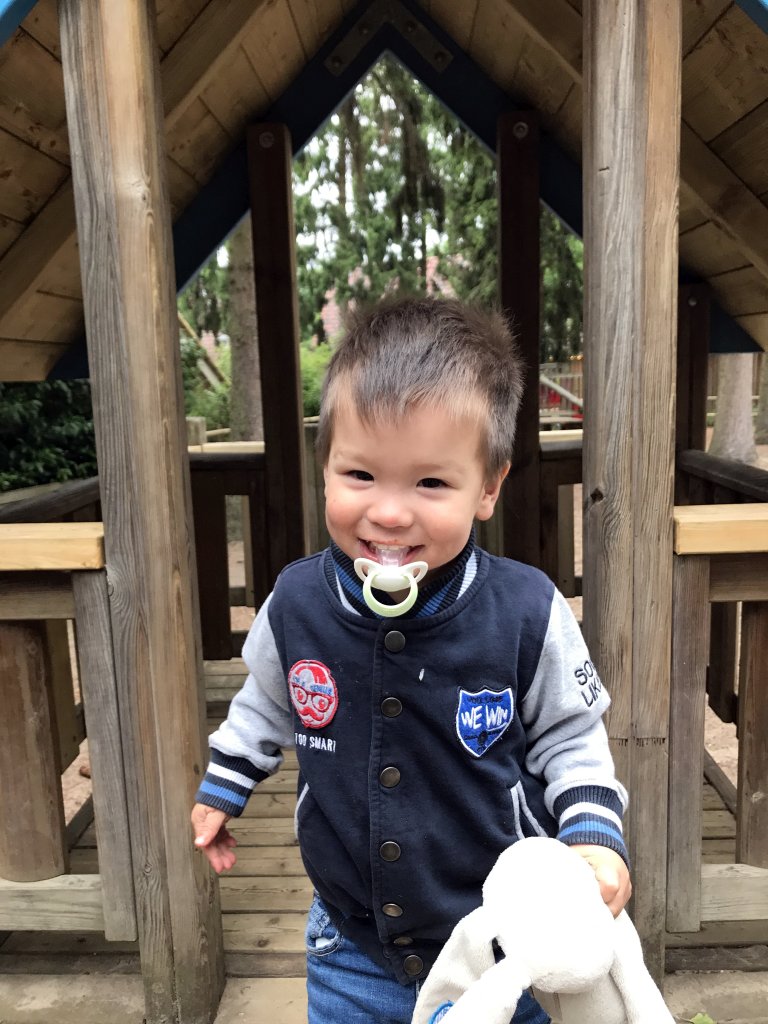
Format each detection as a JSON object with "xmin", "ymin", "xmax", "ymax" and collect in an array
[
  {"xmin": 609, "ymin": 912, "xmax": 676, "ymax": 1024},
  {"xmin": 411, "ymin": 907, "xmax": 495, "ymax": 1024}
]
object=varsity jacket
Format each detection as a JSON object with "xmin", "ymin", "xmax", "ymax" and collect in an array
[{"xmin": 196, "ymin": 547, "xmax": 628, "ymax": 985}]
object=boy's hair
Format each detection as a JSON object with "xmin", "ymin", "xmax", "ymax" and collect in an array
[{"xmin": 316, "ymin": 296, "xmax": 524, "ymax": 477}]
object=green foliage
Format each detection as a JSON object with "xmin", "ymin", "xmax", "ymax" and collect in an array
[
  {"xmin": 0, "ymin": 381, "xmax": 97, "ymax": 492},
  {"xmin": 180, "ymin": 336, "xmax": 231, "ymax": 430},
  {"xmin": 686, "ymin": 1014, "xmax": 716, "ymax": 1024},
  {"xmin": 293, "ymin": 56, "xmax": 584, "ymax": 362},
  {"xmin": 301, "ymin": 343, "xmax": 334, "ymax": 417}
]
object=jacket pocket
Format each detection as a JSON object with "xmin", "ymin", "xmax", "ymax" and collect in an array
[
  {"xmin": 510, "ymin": 780, "xmax": 548, "ymax": 840},
  {"xmin": 294, "ymin": 781, "xmax": 310, "ymax": 841}
]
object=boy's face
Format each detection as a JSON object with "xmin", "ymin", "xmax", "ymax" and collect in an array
[{"xmin": 324, "ymin": 401, "xmax": 507, "ymax": 580}]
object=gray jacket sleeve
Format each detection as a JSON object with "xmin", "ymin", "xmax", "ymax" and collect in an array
[
  {"xmin": 519, "ymin": 589, "xmax": 629, "ymax": 858},
  {"xmin": 194, "ymin": 596, "xmax": 294, "ymax": 814}
]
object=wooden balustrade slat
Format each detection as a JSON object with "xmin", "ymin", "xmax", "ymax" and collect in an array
[
  {"xmin": 0, "ymin": 622, "xmax": 68, "ymax": 881},
  {"xmin": 736, "ymin": 602, "xmax": 768, "ymax": 869},
  {"xmin": 667, "ymin": 554, "xmax": 710, "ymax": 933},
  {"xmin": 72, "ymin": 571, "xmax": 138, "ymax": 941}
]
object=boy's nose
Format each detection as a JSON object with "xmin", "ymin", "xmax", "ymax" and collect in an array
[{"xmin": 367, "ymin": 494, "xmax": 413, "ymax": 530}]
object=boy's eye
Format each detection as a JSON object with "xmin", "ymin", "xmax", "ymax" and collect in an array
[
  {"xmin": 419, "ymin": 477, "xmax": 447, "ymax": 489},
  {"xmin": 347, "ymin": 470, "xmax": 373, "ymax": 482}
]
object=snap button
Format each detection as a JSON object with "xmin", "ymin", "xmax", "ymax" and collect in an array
[
  {"xmin": 384, "ymin": 630, "xmax": 405, "ymax": 652},
  {"xmin": 403, "ymin": 954, "xmax": 424, "ymax": 977},
  {"xmin": 379, "ymin": 766, "xmax": 401, "ymax": 788},
  {"xmin": 381, "ymin": 697, "xmax": 403, "ymax": 718},
  {"xmin": 379, "ymin": 841, "xmax": 401, "ymax": 862},
  {"xmin": 393, "ymin": 935, "xmax": 412, "ymax": 947},
  {"xmin": 382, "ymin": 903, "xmax": 403, "ymax": 917}
]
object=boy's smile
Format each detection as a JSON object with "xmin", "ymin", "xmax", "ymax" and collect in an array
[{"xmin": 324, "ymin": 401, "xmax": 508, "ymax": 585}]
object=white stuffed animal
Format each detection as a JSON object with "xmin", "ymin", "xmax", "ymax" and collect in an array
[{"xmin": 411, "ymin": 838, "xmax": 674, "ymax": 1024}]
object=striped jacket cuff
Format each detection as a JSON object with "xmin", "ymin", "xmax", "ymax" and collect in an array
[
  {"xmin": 194, "ymin": 749, "xmax": 269, "ymax": 817},
  {"xmin": 554, "ymin": 785, "xmax": 630, "ymax": 867}
]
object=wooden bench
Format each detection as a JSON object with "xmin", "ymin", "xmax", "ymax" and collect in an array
[
  {"xmin": 0, "ymin": 522, "xmax": 136, "ymax": 940},
  {"xmin": 668, "ymin": 504, "xmax": 768, "ymax": 934}
]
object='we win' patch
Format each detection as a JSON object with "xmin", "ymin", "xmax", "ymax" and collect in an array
[{"xmin": 455, "ymin": 687, "xmax": 513, "ymax": 757}]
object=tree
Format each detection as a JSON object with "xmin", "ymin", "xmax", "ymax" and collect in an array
[
  {"xmin": 0, "ymin": 381, "xmax": 96, "ymax": 491},
  {"xmin": 755, "ymin": 353, "xmax": 768, "ymax": 446},
  {"xmin": 293, "ymin": 57, "xmax": 584, "ymax": 362},
  {"xmin": 708, "ymin": 353, "xmax": 758, "ymax": 464}
]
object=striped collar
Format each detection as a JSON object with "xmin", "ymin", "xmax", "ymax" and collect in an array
[{"xmin": 325, "ymin": 533, "xmax": 477, "ymax": 619}]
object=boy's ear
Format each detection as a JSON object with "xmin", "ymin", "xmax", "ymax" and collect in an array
[{"xmin": 476, "ymin": 463, "xmax": 510, "ymax": 521}]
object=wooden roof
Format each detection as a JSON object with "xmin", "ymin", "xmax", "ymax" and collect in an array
[{"xmin": 1, "ymin": 0, "xmax": 768, "ymax": 381}]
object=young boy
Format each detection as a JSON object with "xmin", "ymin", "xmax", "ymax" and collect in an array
[{"xmin": 191, "ymin": 297, "xmax": 630, "ymax": 1024}]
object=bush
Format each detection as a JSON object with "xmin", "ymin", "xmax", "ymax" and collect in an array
[
  {"xmin": 0, "ymin": 381, "xmax": 97, "ymax": 492},
  {"xmin": 301, "ymin": 343, "xmax": 333, "ymax": 417}
]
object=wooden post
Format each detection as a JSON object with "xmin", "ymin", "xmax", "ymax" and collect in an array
[
  {"xmin": 190, "ymin": 473, "xmax": 232, "ymax": 660},
  {"xmin": 707, "ymin": 602, "xmax": 739, "ymax": 724},
  {"xmin": 59, "ymin": 2, "xmax": 224, "ymax": 1021},
  {"xmin": 186, "ymin": 416, "xmax": 208, "ymax": 447},
  {"xmin": 498, "ymin": 111, "xmax": 541, "ymax": 567},
  {"xmin": 247, "ymin": 124, "xmax": 308, "ymax": 583},
  {"xmin": 736, "ymin": 602, "xmax": 768, "ymax": 868},
  {"xmin": 0, "ymin": 622, "xmax": 68, "ymax": 881},
  {"xmin": 583, "ymin": 0, "xmax": 681, "ymax": 980},
  {"xmin": 675, "ymin": 282, "xmax": 710, "ymax": 504}
]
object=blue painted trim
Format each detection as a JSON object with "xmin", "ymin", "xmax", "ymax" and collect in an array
[
  {"xmin": 710, "ymin": 302, "xmax": 762, "ymax": 354},
  {"xmin": 49, "ymin": 0, "xmax": 761, "ymax": 377},
  {"xmin": 0, "ymin": 0, "xmax": 37, "ymax": 50},
  {"xmin": 736, "ymin": 0, "xmax": 768, "ymax": 35}
]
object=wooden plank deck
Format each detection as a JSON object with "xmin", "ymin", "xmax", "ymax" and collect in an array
[{"xmin": 0, "ymin": 658, "xmax": 763, "ymax": 1010}]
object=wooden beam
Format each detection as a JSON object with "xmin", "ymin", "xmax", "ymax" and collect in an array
[
  {"xmin": 59, "ymin": 1, "xmax": 224, "ymax": 1020},
  {"xmin": 674, "ymin": 504, "xmax": 768, "ymax": 555},
  {"xmin": 667, "ymin": 555, "xmax": 709, "ymax": 933},
  {"xmin": 72, "ymin": 571, "xmax": 137, "ymax": 942},
  {"xmin": 247, "ymin": 123, "xmax": 308, "ymax": 580},
  {"xmin": 0, "ymin": 522, "xmax": 104, "ymax": 570},
  {"xmin": 0, "ymin": 874, "xmax": 104, "ymax": 931},
  {"xmin": 675, "ymin": 282, "xmax": 710, "ymax": 504},
  {"xmin": 504, "ymin": 0, "xmax": 768, "ymax": 287},
  {"xmin": 0, "ymin": 621, "xmax": 68, "ymax": 881},
  {"xmin": 0, "ymin": 0, "xmax": 272, "ymax": 337},
  {"xmin": 0, "ymin": 339, "xmax": 70, "ymax": 381},
  {"xmin": 498, "ymin": 111, "xmax": 541, "ymax": 566},
  {"xmin": 709, "ymin": 552, "xmax": 768, "ymax": 602},
  {"xmin": 0, "ymin": 573, "xmax": 75, "ymax": 618},
  {"xmin": 582, "ymin": 0, "xmax": 681, "ymax": 981},
  {"xmin": 701, "ymin": 863, "xmax": 768, "ymax": 922}
]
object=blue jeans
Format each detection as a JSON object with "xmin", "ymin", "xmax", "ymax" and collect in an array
[{"xmin": 305, "ymin": 896, "xmax": 550, "ymax": 1024}]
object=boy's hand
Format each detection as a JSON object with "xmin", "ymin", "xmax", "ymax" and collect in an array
[
  {"xmin": 570, "ymin": 844, "xmax": 631, "ymax": 917},
  {"xmin": 191, "ymin": 803, "xmax": 237, "ymax": 874}
]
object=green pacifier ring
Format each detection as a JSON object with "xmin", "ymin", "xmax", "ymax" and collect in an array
[{"xmin": 362, "ymin": 572, "xmax": 419, "ymax": 617}]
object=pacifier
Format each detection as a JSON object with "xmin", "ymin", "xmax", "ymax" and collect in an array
[{"xmin": 353, "ymin": 549, "xmax": 429, "ymax": 617}]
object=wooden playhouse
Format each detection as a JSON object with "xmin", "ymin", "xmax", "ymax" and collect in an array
[{"xmin": 0, "ymin": 0, "xmax": 767, "ymax": 1021}]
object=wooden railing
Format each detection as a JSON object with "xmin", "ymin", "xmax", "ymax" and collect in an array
[
  {"xmin": 676, "ymin": 450, "xmax": 768, "ymax": 728},
  {"xmin": 668, "ymin": 503, "xmax": 768, "ymax": 935},
  {"xmin": 0, "ymin": 523, "xmax": 136, "ymax": 939}
]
